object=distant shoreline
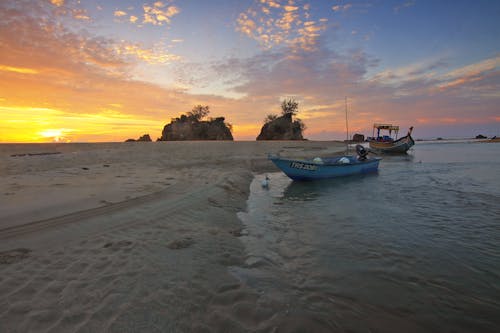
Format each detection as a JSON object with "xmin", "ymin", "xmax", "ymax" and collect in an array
[
  {"xmin": 2, "ymin": 137, "xmax": 499, "ymax": 145},
  {"xmin": 415, "ymin": 137, "xmax": 499, "ymax": 143}
]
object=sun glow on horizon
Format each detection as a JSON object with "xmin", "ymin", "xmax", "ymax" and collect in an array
[
  {"xmin": 0, "ymin": 105, "xmax": 164, "ymax": 143},
  {"xmin": 39, "ymin": 129, "xmax": 71, "ymax": 142}
]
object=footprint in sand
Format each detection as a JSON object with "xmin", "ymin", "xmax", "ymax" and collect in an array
[
  {"xmin": 103, "ymin": 240, "xmax": 133, "ymax": 250},
  {"xmin": 166, "ymin": 237, "xmax": 194, "ymax": 250},
  {"xmin": 228, "ymin": 228, "xmax": 245, "ymax": 237},
  {"xmin": 0, "ymin": 248, "xmax": 32, "ymax": 264}
]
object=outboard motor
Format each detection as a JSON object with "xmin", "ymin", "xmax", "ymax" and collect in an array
[{"xmin": 356, "ymin": 144, "xmax": 368, "ymax": 161}]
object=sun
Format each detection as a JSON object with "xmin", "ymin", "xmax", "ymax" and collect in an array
[{"xmin": 39, "ymin": 129, "xmax": 64, "ymax": 142}]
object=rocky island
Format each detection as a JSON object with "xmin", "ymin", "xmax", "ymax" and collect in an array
[
  {"xmin": 159, "ymin": 105, "xmax": 233, "ymax": 141},
  {"xmin": 256, "ymin": 99, "xmax": 305, "ymax": 140}
]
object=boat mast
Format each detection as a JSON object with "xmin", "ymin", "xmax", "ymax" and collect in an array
[{"xmin": 345, "ymin": 96, "xmax": 349, "ymax": 153}]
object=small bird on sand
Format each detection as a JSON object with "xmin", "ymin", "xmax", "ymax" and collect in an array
[{"xmin": 261, "ymin": 175, "xmax": 270, "ymax": 188}]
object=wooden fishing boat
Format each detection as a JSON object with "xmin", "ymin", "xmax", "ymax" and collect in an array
[
  {"xmin": 368, "ymin": 124, "xmax": 414, "ymax": 153},
  {"xmin": 269, "ymin": 145, "xmax": 381, "ymax": 181}
]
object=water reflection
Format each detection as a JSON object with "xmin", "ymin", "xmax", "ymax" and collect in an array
[
  {"xmin": 282, "ymin": 172, "xmax": 380, "ymax": 202},
  {"xmin": 377, "ymin": 152, "xmax": 415, "ymax": 163}
]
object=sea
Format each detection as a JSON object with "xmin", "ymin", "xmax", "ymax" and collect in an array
[{"xmin": 235, "ymin": 141, "xmax": 500, "ymax": 332}]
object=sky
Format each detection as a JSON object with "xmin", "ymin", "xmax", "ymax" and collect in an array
[{"xmin": 0, "ymin": 0, "xmax": 499, "ymax": 142}]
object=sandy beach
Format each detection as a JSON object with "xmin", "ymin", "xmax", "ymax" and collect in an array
[{"xmin": 0, "ymin": 141, "xmax": 344, "ymax": 332}]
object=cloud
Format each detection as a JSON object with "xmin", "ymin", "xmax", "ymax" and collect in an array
[
  {"xmin": 115, "ymin": 43, "xmax": 182, "ymax": 65},
  {"xmin": 46, "ymin": 0, "xmax": 92, "ymax": 21},
  {"xmin": 368, "ymin": 58, "xmax": 449, "ymax": 86},
  {"xmin": 143, "ymin": 2, "xmax": 180, "ymax": 26},
  {"xmin": 372, "ymin": 55, "xmax": 500, "ymax": 98},
  {"xmin": 49, "ymin": 0, "xmax": 64, "ymax": 7},
  {"xmin": 265, "ymin": 1, "xmax": 281, "ymax": 9},
  {"xmin": 441, "ymin": 56, "xmax": 500, "ymax": 80},
  {"xmin": 332, "ymin": 4, "xmax": 352, "ymax": 12},
  {"xmin": 114, "ymin": 1, "xmax": 180, "ymax": 27},
  {"xmin": 1, "ymin": 4, "xmax": 125, "ymax": 74},
  {"xmin": 114, "ymin": 10, "xmax": 127, "ymax": 17},
  {"xmin": 283, "ymin": 5, "xmax": 299, "ymax": 12},
  {"xmin": 394, "ymin": 1, "xmax": 415, "ymax": 13},
  {"xmin": 434, "ymin": 56, "xmax": 500, "ymax": 93},
  {"xmin": 0, "ymin": 65, "xmax": 39, "ymax": 74},
  {"xmin": 236, "ymin": 0, "xmax": 327, "ymax": 51},
  {"xmin": 72, "ymin": 8, "xmax": 90, "ymax": 21},
  {"xmin": 216, "ymin": 47, "xmax": 374, "ymax": 100}
]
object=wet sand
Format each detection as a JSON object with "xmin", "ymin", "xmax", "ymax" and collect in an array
[{"xmin": 0, "ymin": 141, "xmax": 344, "ymax": 332}]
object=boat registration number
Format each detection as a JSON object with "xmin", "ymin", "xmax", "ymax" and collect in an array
[{"xmin": 290, "ymin": 162, "xmax": 317, "ymax": 171}]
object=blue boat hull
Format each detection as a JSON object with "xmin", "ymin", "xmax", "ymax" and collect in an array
[{"xmin": 269, "ymin": 156, "xmax": 380, "ymax": 181}]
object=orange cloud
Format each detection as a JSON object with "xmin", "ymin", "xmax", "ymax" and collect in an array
[
  {"xmin": 72, "ymin": 8, "xmax": 90, "ymax": 21},
  {"xmin": 0, "ymin": 65, "xmax": 39, "ymax": 74},
  {"xmin": 435, "ymin": 56, "xmax": 500, "ymax": 91},
  {"xmin": 114, "ymin": 10, "xmax": 127, "ymax": 17},
  {"xmin": 440, "ymin": 117, "xmax": 458, "ymax": 124},
  {"xmin": 115, "ymin": 43, "xmax": 182, "ymax": 65},
  {"xmin": 236, "ymin": 14, "xmax": 257, "ymax": 39},
  {"xmin": 143, "ymin": 2, "xmax": 180, "ymax": 26},
  {"xmin": 283, "ymin": 5, "xmax": 299, "ymax": 12},
  {"xmin": 264, "ymin": 1, "xmax": 281, "ymax": 9},
  {"xmin": 417, "ymin": 118, "xmax": 431, "ymax": 124},
  {"xmin": 236, "ymin": 1, "xmax": 326, "ymax": 51},
  {"xmin": 49, "ymin": 0, "xmax": 64, "ymax": 7},
  {"xmin": 437, "ymin": 76, "xmax": 483, "ymax": 91}
]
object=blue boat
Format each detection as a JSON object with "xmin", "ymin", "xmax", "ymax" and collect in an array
[{"xmin": 269, "ymin": 145, "xmax": 381, "ymax": 181}]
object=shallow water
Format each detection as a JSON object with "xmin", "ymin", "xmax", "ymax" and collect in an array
[{"xmin": 236, "ymin": 141, "xmax": 500, "ymax": 332}]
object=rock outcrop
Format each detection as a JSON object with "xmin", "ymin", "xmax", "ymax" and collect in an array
[
  {"xmin": 160, "ymin": 116, "xmax": 233, "ymax": 141},
  {"xmin": 137, "ymin": 134, "xmax": 152, "ymax": 141},
  {"xmin": 352, "ymin": 133, "xmax": 365, "ymax": 142},
  {"xmin": 125, "ymin": 134, "xmax": 152, "ymax": 142},
  {"xmin": 256, "ymin": 113, "xmax": 304, "ymax": 140}
]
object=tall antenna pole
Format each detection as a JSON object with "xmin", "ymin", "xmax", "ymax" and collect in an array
[{"xmin": 345, "ymin": 96, "xmax": 349, "ymax": 153}]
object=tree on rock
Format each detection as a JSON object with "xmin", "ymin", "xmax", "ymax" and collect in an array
[
  {"xmin": 256, "ymin": 98, "xmax": 305, "ymax": 140},
  {"xmin": 187, "ymin": 105, "xmax": 210, "ymax": 121},
  {"xmin": 281, "ymin": 98, "xmax": 299, "ymax": 116}
]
